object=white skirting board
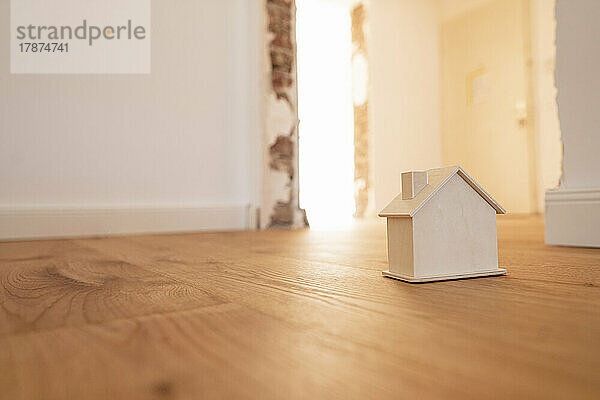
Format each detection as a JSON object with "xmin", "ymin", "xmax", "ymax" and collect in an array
[
  {"xmin": 0, "ymin": 205, "xmax": 249, "ymax": 241},
  {"xmin": 545, "ymin": 188, "xmax": 600, "ymax": 248}
]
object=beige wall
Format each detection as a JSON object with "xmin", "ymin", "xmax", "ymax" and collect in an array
[
  {"xmin": 369, "ymin": 0, "xmax": 442, "ymax": 212},
  {"xmin": 530, "ymin": 0, "xmax": 561, "ymax": 208},
  {"xmin": 437, "ymin": 0, "xmax": 492, "ymax": 20},
  {"xmin": 370, "ymin": 0, "xmax": 560, "ymax": 214},
  {"xmin": 439, "ymin": 0, "xmax": 561, "ymax": 213}
]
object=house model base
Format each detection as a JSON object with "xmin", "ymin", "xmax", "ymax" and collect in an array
[
  {"xmin": 379, "ymin": 166, "xmax": 507, "ymax": 284},
  {"xmin": 382, "ymin": 268, "xmax": 506, "ymax": 283}
]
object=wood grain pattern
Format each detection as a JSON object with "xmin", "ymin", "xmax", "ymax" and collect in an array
[
  {"xmin": 386, "ymin": 217, "xmax": 414, "ymax": 275},
  {"xmin": 412, "ymin": 173, "xmax": 499, "ymax": 277},
  {"xmin": 0, "ymin": 215, "xmax": 599, "ymax": 399}
]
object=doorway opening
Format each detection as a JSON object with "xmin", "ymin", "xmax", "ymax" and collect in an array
[{"xmin": 296, "ymin": 0, "xmax": 368, "ymax": 229}]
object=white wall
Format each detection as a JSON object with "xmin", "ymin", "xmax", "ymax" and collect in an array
[
  {"xmin": 554, "ymin": 0, "xmax": 600, "ymax": 189},
  {"xmin": 545, "ymin": 0, "xmax": 600, "ymax": 247},
  {"xmin": 0, "ymin": 0, "xmax": 263, "ymax": 238},
  {"xmin": 369, "ymin": 0, "xmax": 442, "ymax": 211}
]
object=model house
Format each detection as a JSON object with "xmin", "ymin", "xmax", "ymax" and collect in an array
[{"xmin": 379, "ymin": 166, "xmax": 506, "ymax": 282}]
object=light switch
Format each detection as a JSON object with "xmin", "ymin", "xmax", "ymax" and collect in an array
[{"xmin": 466, "ymin": 67, "xmax": 489, "ymax": 105}]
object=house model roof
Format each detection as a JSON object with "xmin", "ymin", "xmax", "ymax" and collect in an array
[{"xmin": 378, "ymin": 166, "xmax": 506, "ymax": 217}]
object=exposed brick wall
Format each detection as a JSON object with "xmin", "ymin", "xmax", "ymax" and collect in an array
[
  {"xmin": 352, "ymin": 4, "xmax": 371, "ymax": 218},
  {"xmin": 354, "ymin": 102, "xmax": 370, "ymax": 217},
  {"xmin": 263, "ymin": 0, "xmax": 307, "ymax": 228},
  {"xmin": 269, "ymin": 135, "xmax": 294, "ymax": 176},
  {"xmin": 267, "ymin": 0, "xmax": 296, "ymax": 105}
]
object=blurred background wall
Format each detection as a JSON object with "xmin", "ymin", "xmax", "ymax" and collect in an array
[
  {"xmin": 369, "ymin": 0, "xmax": 442, "ymax": 213},
  {"xmin": 439, "ymin": 0, "xmax": 562, "ymax": 214},
  {"xmin": 530, "ymin": 0, "xmax": 562, "ymax": 212}
]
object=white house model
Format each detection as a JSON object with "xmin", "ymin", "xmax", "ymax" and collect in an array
[{"xmin": 379, "ymin": 166, "xmax": 506, "ymax": 283}]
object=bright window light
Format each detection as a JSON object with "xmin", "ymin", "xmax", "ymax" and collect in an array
[{"xmin": 296, "ymin": 0, "xmax": 355, "ymax": 230}]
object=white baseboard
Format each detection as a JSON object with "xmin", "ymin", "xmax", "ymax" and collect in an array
[
  {"xmin": 545, "ymin": 188, "xmax": 600, "ymax": 247},
  {"xmin": 0, "ymin": 204, "xmax": 249, "ymax": 241}
]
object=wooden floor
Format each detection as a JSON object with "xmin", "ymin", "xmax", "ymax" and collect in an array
[{"xmin": 0, "ymin": 215, "xmax": 598, "ymax": 399}]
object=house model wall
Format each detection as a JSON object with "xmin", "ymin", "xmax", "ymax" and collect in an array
[{"xmin": 379, "ymin": 166, "xmax": 506, "ymax": 283}]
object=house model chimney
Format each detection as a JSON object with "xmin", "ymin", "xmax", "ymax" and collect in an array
[{"xmin": 401, "ymin": 171, "xmax": 428, "ymax": 200}]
